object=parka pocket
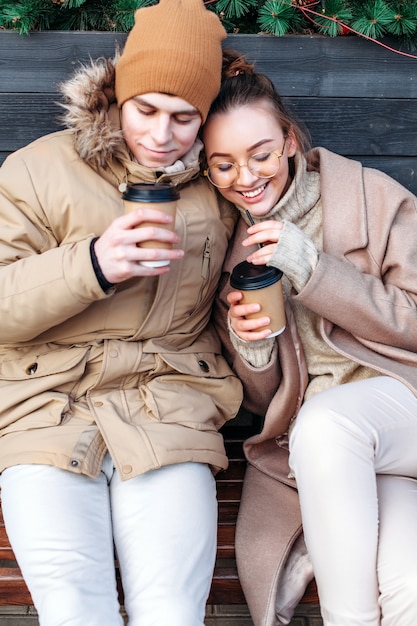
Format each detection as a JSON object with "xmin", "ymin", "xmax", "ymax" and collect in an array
[
  {"xmin": 0, "ymin": 344, "xmax": 90, "ymax": 381},
  {"xmin": 150, "ymin": 351, "xmax": 243, "ymax": 429},
  {"xmin": 0, "ymin": 344, "xmax": 90, "ymax": 432},
  {"xmin": 160, "ymin": 350, "xmax": 235, "ymax": 380}
]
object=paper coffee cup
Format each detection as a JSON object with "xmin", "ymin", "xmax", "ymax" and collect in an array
[
  {"xmin": 123, "ymin": 183, "xmax": 180, "ymax": 267},
  {"xmin": 230, "ymin": 261, "xmax": 286, "ymax": 337}
]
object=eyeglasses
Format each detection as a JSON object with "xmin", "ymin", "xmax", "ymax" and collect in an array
[{"xmin": 205, "ymin": 138, "xmax": 287, "ymax": 189}]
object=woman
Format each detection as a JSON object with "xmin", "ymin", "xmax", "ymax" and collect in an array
[
  {"xmin": 204, "ymin": 52, "xmax": 417, "ymax": 626},
  {"xmin": 0, "ymin": 3, "xmax": 243, "ymax": 625}
]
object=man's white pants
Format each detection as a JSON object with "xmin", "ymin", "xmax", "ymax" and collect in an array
[
  {"xmin": 289, "ymin": 376, "xmax": 417, "ymax": 626},
  {"xmin": 0, "ymin": 458, "xmax": 217, "ymax": 626}
]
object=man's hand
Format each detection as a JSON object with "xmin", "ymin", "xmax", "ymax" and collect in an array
[{"xmin": 94, "ymin": 207, "xmax": 184, "ymax": 283}]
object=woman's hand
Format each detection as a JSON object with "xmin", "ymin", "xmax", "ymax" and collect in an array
[
  {"xmin": 93, "ymin": 208, "xmax": 184, "ymax": 283},
  {"xmin": 242, "ymin": 220, "xmax": 284, "ymax": 265},
  {"xmin": 227, "ymin": 290, "xmax": 275, "ymax": 342}
]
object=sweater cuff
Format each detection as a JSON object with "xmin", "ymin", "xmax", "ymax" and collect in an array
[
  {"xmin": 228, "ymin": 316, "xmax": 275, "ymax": 368},
  {"xmin": 269, "ymin": 220, "xmax": 318, "ymax": 292},
  {"xmin": 90, "ymin": 237, "xmax": 115, "ymax": 293}
]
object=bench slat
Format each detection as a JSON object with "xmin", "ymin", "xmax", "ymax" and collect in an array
[{"xmin": 0, "ymin": 568, "xmax": 33, "ymax": 606}]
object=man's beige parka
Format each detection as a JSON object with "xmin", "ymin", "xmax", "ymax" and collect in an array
[{"xmin": 0, "ymin": 58, "xmax": 243, "ymax": 480}]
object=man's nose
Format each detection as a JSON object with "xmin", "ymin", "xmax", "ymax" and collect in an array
[{"xmin": 151, "ymin": 116, "xmax": 172, "ymax": 144}]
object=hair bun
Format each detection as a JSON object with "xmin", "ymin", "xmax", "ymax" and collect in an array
[{"xmin": 222, "ymin": 49, "xmax": 255, "ymax": 81}]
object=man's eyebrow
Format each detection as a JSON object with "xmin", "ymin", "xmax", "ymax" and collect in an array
[
  {"xmin": 132, "ymin": 96, "xmax": 199, "ymax": 116},
  {"xmin": 174, "ymin": 110, "xmax": 200, "ymax": 116}
]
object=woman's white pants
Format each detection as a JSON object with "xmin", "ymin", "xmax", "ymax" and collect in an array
[
  {"xmin": 289, "ymin": 376, "xmax": 417, "ymax": 626},
  {"xmin": 0, "ymin": 459, "xmax": 217, "ymax": 626}
]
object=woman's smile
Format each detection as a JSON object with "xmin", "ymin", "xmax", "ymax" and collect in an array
[{"xmin": 239, "ymin": 182, "xmax": 268, "ymax": 200}]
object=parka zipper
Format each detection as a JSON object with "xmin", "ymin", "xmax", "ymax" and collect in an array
[
  {"xmin": 201, "ymin": 236, "xmax": 211, "ymax": 281},
  {"xmin": 189, "ymin": 236, "xmax": 211, "ymax": 315}
]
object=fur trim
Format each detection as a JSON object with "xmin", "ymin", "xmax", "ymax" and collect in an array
[{"xmin": 58, "ymin": 54, "xmax": 125, "ymax": 169}]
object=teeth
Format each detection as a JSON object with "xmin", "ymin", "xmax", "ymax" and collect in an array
[{"xmin": 241, "ymin": 184, "xmax": 266, "ymax": 198}]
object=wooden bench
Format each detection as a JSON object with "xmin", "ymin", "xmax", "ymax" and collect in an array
[{"xmin": 0, "ymin": 28, "xmax": 416, "ymax": 620}]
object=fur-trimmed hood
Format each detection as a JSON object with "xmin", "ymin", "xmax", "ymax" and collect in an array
[{"xmin": 59, "ymin": 55, "xmax": 126, "ymax": 169}]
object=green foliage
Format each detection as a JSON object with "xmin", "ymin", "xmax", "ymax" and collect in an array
[
  {"xmin": 1, "ymin": 0, "xmax": 417, "ymax": 49},
  {"xmin": 0, "ymin": 0, "xmax": 155, "ymax": 34},
  {"xmin": 258, "ymin": 1, "xmax": 305, "ymax": 36},
  {"xmin": 0, "ymin": 1, "xmax": 51, "ymax": 34},
  {"xmin": 350, "ymin": 0, "xmax": 396, "ymax": 40},
  {"xmin": 313, "ymin": 0, "xmax": 353, "ymax": 37},
  {"xmin": 215, "ymin": 0, "xmax": 258, "ymax": 19},
  {"xmin": 385, "ymin": 0, "xmax": 417, "ymax": 43}
]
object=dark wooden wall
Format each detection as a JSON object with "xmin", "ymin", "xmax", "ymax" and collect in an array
[{"xmin": 1, "ymin": 31, "xmax": 416, "ymax": 194}]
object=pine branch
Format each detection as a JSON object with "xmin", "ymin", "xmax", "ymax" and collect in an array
[
  {"xmin": 257, "ymin": 1, "xmax": 306, "ymax": 36},
  {"xmin": 313, "ymin": 0, "xmax": 352, "ymax": 37},
  {"xmin": 385, "ymin": 0, "xmax": 417, "ymax": 37},
  {"xmin": 350, "ymin": 0, "xmax": 394, "ymax": 40},
  {"xmin": 0, "ymin": 0, "xmax": 53, "ymax": 34},
  {"xmin": 215, "ymin": 0, "xmax": 258, "ymax": 19}
]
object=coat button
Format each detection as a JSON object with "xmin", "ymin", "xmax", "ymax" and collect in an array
[
  {"xmin": 26, "ymin": 362, "xmax": 38, "ymax": 375},
  {"xmin": 71, "ymin": 460, "xmax": 79, "ymax": 467},
  {"xmin": 198, "ymin": 359, "xmax": 210, "ymax": 372},
  {"xmin": 122, "ymin": 465, "xmax": 133, "ymax": 475},
  {"xmin": 94, "ymin": 401, "xmax": 103, "ymax": 407}
]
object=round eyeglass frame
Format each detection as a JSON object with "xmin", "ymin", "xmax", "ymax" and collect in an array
[{"xmin": 205, "ymin": 138, "xmax": 287, "ymax": 189}]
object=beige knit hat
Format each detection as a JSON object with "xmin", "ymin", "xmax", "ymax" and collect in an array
[{"xmin": 115, "ymin": 0, "xmax": 226, "ymax": 122}]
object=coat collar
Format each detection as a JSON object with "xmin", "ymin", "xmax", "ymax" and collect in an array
[{"xmin": 306, "ymin": 147, "xmax": 369, "ymax": 257}]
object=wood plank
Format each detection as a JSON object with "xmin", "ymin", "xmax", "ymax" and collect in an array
[
  {"xmin": 0, "ymin": 31, "xmax": 127, "ymax": 92},
  {"xmin": 226, "ymin": 34, "xmax": 417, "ymax": 99},
  {"xmin": 1, "ymin": 32, "xmax": 416, "ymax": 99},
  {"xmin": 289, "ymin": 98, "xmax": 417, "ymax": 155},
  {"xmin": 215, "ymin": 461, "xmax": 246, "ymax": 482},
  {"xmin": 208, "ymin": 567, "xmax": 245, "ymax": 604},
  {"xmin": 0, "ymin": 96, "xmax": 64, "ymax": 153},
  {"xmin": 217, "ymin": 502, "xmax": 240, "ymax": 524},
  {"xmin": 301, "ymin": 579, "xmax": 319, "ymax": 604},
  {"xmin": 0, "ymin": 569, "xmax": 32, "ymax": 606},
  {"xmin": 215, "ymin": 482, "xmax": 243, "ymax": 502}
]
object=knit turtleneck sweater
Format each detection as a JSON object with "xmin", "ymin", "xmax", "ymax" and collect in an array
[{"xmin": 230, "ymin": 153, "xmax": 379, "ymax": 401}]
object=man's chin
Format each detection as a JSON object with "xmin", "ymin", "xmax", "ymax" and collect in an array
[{"xmin": 137, "ymin": 150, "xmax": 177, "ymax": 169}]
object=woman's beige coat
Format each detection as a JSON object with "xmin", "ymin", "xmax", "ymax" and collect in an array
[
  {"xmin": 214, "ymin": 147, "xmax": 417, "ymax": 625},
  {"xmin": 0, "ymin": 58, "xmax": 243, "ymax": 480}
]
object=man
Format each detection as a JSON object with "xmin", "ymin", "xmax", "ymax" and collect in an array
[{"xmin": 0, "ymin": 2, "xmax": 242, "ymax": 624}]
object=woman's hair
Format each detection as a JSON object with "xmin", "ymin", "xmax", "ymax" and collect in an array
[{"xmin": 207, "ymin": 49, "xmax": 311, "ymax": 156}]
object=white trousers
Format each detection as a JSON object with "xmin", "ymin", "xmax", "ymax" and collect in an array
[
  {"xmin": 0, "ymin": 458, "xmax": 217, "ymax": 626},
  {"xmin": 289, "ymin": 376, "xmax": 417, "ymax": 626}
]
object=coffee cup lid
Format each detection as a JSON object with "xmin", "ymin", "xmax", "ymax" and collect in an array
[
  {"xmin": 122, "ymin": 183, "xmax": 180, "ymax": 202},
  {"xmin": 230, "ymin": 261, "xmax": 283, "ymax": 290}
]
